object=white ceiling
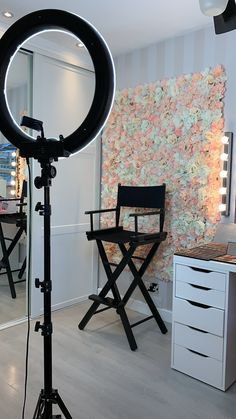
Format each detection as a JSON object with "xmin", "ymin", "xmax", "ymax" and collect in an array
[{"xmin": 0, "ymin": 0, "xmax": 211, "ymax": 56}]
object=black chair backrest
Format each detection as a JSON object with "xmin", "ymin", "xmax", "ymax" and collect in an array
[
  {"xmin": 18, "ymin": 180, "xmax": 27, "ymax": 217},
  {"xmin": 21, "ymin": 180, "xmax": 27, "ymax": 199},
  {"xmin": 116, "ymin": 184, "xmax": 166, "ymax": 229}
]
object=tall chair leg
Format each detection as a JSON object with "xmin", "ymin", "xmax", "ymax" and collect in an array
[
  {"xmin": 18, "ymin": 257, "xmax": 26, "ymax": 279},
  {"xmin": 137, "ymin": 279, "xmax": 167, "ymax": 334},
  {"xmin": 0, "ymin": 223, "xmax": 16, "ymax": 298},
  {"xmin": 78, "ymin": 301, "xmax": 100, "ymax": 330},
  {"xmin": 117, "ymin": 305, "xmax": 137, "ymax": 351},
  {"xmin": 119, "ymin": 242, "xmax": 167, "ymax": 334}
]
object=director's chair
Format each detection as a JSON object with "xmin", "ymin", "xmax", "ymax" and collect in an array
[
  {"xmin": 0, "ymin": 180, "xmax": 27, "ymax": 298},
  {"xmin": 78, "ymin": 184, "xmax": 168, "ymax": 350}
]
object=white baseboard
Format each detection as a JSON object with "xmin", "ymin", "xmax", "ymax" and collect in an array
[
  {"xmin": 97, "ymin": 288, "xmax": 172, "ymax": 324},
  {"xmin": 31, "ymin": 295, "xmax": 89, "ymax": 318},
  {"xmin": 51, "ymin": 295, "xmax": 89, "ymax": 312},
  {"xmin": 0, "ymin": 317, "xmax": 27, "ymax": 331}
]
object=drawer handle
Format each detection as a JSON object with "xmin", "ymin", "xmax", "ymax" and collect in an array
[
  {"xmin": 189, "ymin": 283, "xmax": 211, "ymax": 291},
  {"xmin": 188, "ymin": 325, "xmax": 208, "ymax": 334},
  {"xmin": 190, "ymin": 267, "xmax": 212, "ymax": 274},
  {"xmin": 187, "ymin": 300, "xmax": 211, "ymax": 309},
  {"xmin": 187, "ymin": 348, "xmax": 208, "ymax": 358}
]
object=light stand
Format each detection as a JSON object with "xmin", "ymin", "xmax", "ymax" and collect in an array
[
  {"xmin": 20, "ymin": 116, "xmax": 72, "ymax": 418},
  {"xmin": 19, "ymin": 116, "xmax": 73, "ymax": 418},
  {"xmin": 31, "ymin": 151, "xmax": 72, "ymax": 419},
  {"xmin": 0, "ymin": 9, "xmax": 115, "ymax": 419}
]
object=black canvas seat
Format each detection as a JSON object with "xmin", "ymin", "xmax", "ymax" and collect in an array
[
  {"xmin": 78, "ymin": 183, "xmax": 168, "ymax": 350},
  {"xmin": 0, "ymin": 180, "xmax": 27, "ymax": 298}
]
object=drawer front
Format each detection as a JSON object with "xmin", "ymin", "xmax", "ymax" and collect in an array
[
  {"xmin": 172, "ymin": 344, "xmax": 223, "ymax": 389},
  {"xmin": 175, "ymin": 280, "xmax": 225, "ymax": 309},
  {"xmin": 173, "ymin": 322, "xmax": 224, "ymax": 361},
  {"xmin": 175, "ymin": 264, "xmax": 226, "ymax": 291},
  {"xmin": 173, "ymin": 298, "xmax": 224, "ymax": 336}
]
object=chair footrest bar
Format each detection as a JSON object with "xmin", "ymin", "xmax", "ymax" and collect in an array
[
  {"xmin": 89, "ymin": 294, "xmax": 118, "ymax": 308},
  {"xmin": 131, "ymin": 256, "xmax": 145, "ymax": 261},
  {"xmin": 0, "ymin": 268, "xmax": 20, "ymax": 275},
  {"xmin": 13, "ymin": 279, "xmax": 26, "ymax": 284},
  {"xmin": 104, "ymin": 261, "xmax": 119, "ymax": 267},
  {"xmin": 131, "ymin": 315, "xmax": 154, "ymax": 328},
  {"xmin": 95, "ymin": 306, "xmax": 112, "ymax": 315}
]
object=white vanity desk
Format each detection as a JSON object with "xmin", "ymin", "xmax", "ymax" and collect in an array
[{"xmin": 171, "ymin": 254, "xmax": 236, "ymax": 391}]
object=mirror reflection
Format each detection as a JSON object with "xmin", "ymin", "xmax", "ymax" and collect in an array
[
  {"xmin": 0, "ymin": 30, "xmax": 95, "ymax": 326},
  {"xmin": 10, "ymin": 30, "xmax": 95, "ymax": 140},
  {"xmin": 0, "ymin": 49, "xmax": 31, "ymax": 325}
]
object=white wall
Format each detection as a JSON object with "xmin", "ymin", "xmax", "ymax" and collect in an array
[{"xmin": 105, "ymin": 25, "xmax": 236, "ymax": 312}]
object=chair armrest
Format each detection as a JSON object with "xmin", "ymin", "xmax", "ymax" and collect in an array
[
  {"xmin": 0, "ymin": 198, "xmax": 20, "ymax": 202},
  {"xmin": 85, "ymin": 208, "xmax": 117, "ymax": 231},
  {"xmin": 85, "ymin": 208, "xmax": 116, "ymax": 215},
  {"xmin": 129, "ymin": 210, "xmax": 163, "ymax": 234}
]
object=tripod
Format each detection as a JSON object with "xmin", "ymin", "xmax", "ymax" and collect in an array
[{"xmin": 32, "ymin": 158, "xmax": 72, "ymax": 419}]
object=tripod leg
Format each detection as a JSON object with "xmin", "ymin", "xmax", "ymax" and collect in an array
[
  {"xmin": 56, "ymin": 392, "xmax": 73, "ymax": 419},
  {"xmin": 32, "ymin": 391, "xmax": 45, "ymax": 419}
]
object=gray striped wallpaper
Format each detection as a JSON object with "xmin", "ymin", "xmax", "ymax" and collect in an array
[{"xmin": 114, "ymin": 25, "xmax": 236, "ymax": 224}]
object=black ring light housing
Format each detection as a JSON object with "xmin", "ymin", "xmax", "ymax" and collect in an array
[{"xmin": 0, "ymin": 9, "xmax": 115, "ymax": 160}]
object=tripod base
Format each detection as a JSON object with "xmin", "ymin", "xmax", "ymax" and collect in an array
[{"xmin": 33, "ymin": 389, "xmax": 72, "ymax": 419}]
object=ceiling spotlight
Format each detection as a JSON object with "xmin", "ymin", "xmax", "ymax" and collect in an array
[
  {"xmin": 199, "ymin": 0, "xmax": 229, "ymax": 16},
  {"xmin": 2, "ymin": 11, "xmax": 14, "ymax": 19},
  {"xmin": 214, "ymin": 0, "xmax": 236, "ymax": 34}
]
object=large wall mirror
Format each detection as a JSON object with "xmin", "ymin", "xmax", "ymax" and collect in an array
[
  {"xmin": 0, "ymin": 30, "xmax": 96, "ymax": 323},
  {"xmin": 0, "ymin": 49, "xmax": 32, "ymax": 326}
]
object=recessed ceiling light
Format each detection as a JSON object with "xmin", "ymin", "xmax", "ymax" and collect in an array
[
  {"xmin": 76, "ymin": 42, "xmax": 84, "ymax": 48},
  {"xmin": 2, "ymin": 11, "xmax": 14, "ymax": 18}
]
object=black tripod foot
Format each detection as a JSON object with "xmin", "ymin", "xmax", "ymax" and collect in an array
[{"xmin": 33, "ymin": 389, "xmax": 72, "ymax": 419}]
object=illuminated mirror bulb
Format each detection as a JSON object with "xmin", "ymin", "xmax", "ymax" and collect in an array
[
  {"xmin": 11, "ymin": 151, "xmax": 16, "ymax": 157},
  {"xmin": 220, "ymin": 153, "xmax": 228, "ymax": 161},
  {"xmin": 11, "ymin": 161, "xmax": 16, "ymax": 167},
  {"xmin": 10, "ymin": 190, "xmax": 16, "ymax": 196},
  {"xmin": 221, "ymin": 135, "xmax": 229, "ymax": 144},
  {"xmin": 220, "ymin": 170, "xmax": 227, "ymax": 178},
  {"xmin": 10, "ymin": 180, "xmax": 16, "ymax": 186},
  {"xmin": 11, "ymin": 171, "xmax": 16, "ymax": 176},
  {"xmin": 219, "ymin": 187, "xmax": 227, "ymax": 195},
  {"xmin": 219, "ymin": 203, "xmax": 226, "ymax": 212}
]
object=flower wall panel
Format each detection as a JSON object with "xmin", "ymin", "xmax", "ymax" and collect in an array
[{"xmin": 101, "ymin": 66, "xmax": 226, "ymax": 281}]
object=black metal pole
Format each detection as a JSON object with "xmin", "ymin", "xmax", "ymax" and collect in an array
[
  {"xmin": 43, "ymin": 182, "xmax": 53, "ymax": 418},
  {"xmin": 33, "ymin": 161, "xmax": 72, "ymax": 419}
]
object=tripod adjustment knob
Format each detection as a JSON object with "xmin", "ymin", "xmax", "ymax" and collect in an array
[
  {"xmin": 35, "ymin": 202, "xmax": 42, "ymax": 211},
  {"xmin": 35, "ymin": 321, "xmax": 43, "ymax": 333},
  {"xmin": 35, "ymin": 278, "xmax": 41, "ymax": 288},
  {"xmin": 35, "ymin": 278, "xmax": 52, "ymax": 293},
  {"xmin": 35, "ymin": 321, "xmax": 53, "ymax": 336}
]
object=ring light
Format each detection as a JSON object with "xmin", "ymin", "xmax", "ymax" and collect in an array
[{"xmin": 0, "ymin": 9, "xmax": 115, "ymax": 158}]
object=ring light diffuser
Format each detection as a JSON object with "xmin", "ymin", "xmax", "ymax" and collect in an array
[{"xmin": 0, "ymin": 9, "xmax": 115, "ymax": 157}]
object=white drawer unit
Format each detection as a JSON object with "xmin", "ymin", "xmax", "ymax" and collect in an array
[{"xmin": 171, "ymin": 256, "xmax": 236, "ymax": 391}]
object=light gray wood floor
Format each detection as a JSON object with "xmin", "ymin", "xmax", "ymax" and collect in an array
[
  {"xmin": 0, "ymin": 272, "xmax": 26, "ymax": 325},
  {"xmin": 0, "ymin": 301, "xmax": 236, "ymax": 419}
]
